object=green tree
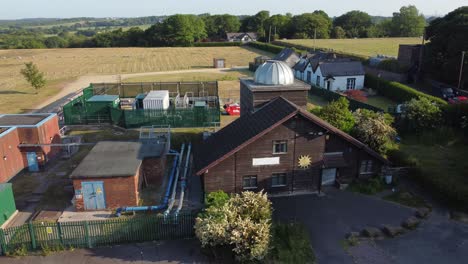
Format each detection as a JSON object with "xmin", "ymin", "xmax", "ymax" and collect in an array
[
  {"xmin": 265, "ymin": 14, "xmax": 292, "ymax": 39},
  {"xmin": 332, "ymin": 26, "xmax": 346, "ymax": 39},
  {"xmin": 425, "ymin": 6, "xmax": 468, "ymax": 88},
  {"xmin": 333, "ymin": 10, "xmax": 373, "ymax": 38},
  {"xmin": 20, "ymin": 62, "xmax": 46, "ymax": 93},
  {"xmin": 203, "ymin": 14, "xmax": 240, "ymax": 39},
  {"xmin": 391, "ymin": 5, "xmax": 426, "ymax": 37},
  {"xmin": 195, "ymin": 191, "xmax": 272, "ymax": 262},
  {"xmin": 404, "ymin": 97, "xmax": 442, "ymax": 133},
  {"xmin": 352, "ymin": 109, "xmax": 396, "ymax": 154},
  {"xmin": 44, "ymin": 36, "xmax": 68, "ymax": 48},
  {"xmin": 314, "ymin": 97, "xmax": 355, "ymax": 133},
  {"xmin": 291, "ymin": 13, "xmax": 331, "ymax": 39},
  {"xmin": 158, "ymin": 14, "xmax": 207, "ymax": 46}
]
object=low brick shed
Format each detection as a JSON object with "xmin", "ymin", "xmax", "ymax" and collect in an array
[{"xmin": 70, "ymin": 141, "xmax": 143, "ymax": 211}]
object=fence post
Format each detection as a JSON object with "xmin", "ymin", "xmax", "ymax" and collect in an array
[
  {"xmin": 57, "ymin": 222, "xmax": 64, "ymax": 245},
  {"xmin": 28, "ymin": 222, "xmax": 37, "ymax": 250},
  {"xmin": 84, "ymin": 221, "xmax": 92, "ymax": 248}
]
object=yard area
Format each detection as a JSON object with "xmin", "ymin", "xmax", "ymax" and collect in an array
[
  {"xmin": 0, "ymin": 46, "xmax": 269, "ymax": 113},
  {"xmin": 277, "ymin": 37, "xmax": 422, "ymax": 57}
]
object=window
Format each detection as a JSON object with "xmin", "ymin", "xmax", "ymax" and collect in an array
[
  {"xmin": 306, "ymin": 71, "xmax": 312, "ymax": 83},
  {"xmin": 243, "ymin": 176, "xmax": 257, "ymax": 189},
  {"xmin": 271, "ymin": 173, "xmax": 287, "ymax": 187},
  {"xmin": 346, "ymin": 78, "xmax": 356, "ymax": 90},
  {"xmin": 273, "ymin": 140, "xmax": 288, "ymax": 154},
  {"xmin": 360, "ymin": 160, "xmax": 373, "ymax": 174},
  {"xmin": 316, "ymin": 76, "xmax": 321, "ymax": 87}
]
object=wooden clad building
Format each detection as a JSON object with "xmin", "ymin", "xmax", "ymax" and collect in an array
[{"xmin": 195, "ymin": 97, "xmax": 389, "ymax": 194}]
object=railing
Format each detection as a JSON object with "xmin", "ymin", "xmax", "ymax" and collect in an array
[{"xmin": 0, "ymin": 212, "xmax": 198, "ymax": 255}]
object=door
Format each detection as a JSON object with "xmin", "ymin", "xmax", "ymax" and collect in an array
[
  {"xmin": 82, "ymin": 182, "xmax": 106, "ymax": 210},
  {"xmin": 26, "ymin": 152, "xmax": 39, "ymax": 172},
  {"xmin": 321, "ymin": 168, "xmax": 337, "ymax": 185}
]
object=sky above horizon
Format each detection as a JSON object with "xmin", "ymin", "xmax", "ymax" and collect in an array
[{"xmin": 0, "ymin": 0, "xmax": 465, "ymax": 20}]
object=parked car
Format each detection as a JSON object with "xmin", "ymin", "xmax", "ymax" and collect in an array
[
  {"xmin": 440, "ymin": 87, "xmax": 458, "ymax": 100},
  {"xmin": 223, "ymin": 103, "xmax": 240, "ymax": 116},
  {"xmin": 448, "ymin": 96, "xmax": 468, "ymax": 104}
]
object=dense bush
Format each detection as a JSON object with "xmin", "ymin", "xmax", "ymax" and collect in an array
[
  {"xmin": 403, "ymin": 97, "xmax": 442, "ymax": 133},
  {"xmin": 314, "ymin": 97, "xmax": 355, "ymax": 133},
  {"xmin": 352, "ymin": 109, "xmax": 396, "ymax": 154},
  {"xmin": 365, "ymin": 74, "xmax": 447, "ymax": 105}
]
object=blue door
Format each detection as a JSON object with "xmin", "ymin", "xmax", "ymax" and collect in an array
[
  {"xmin": 82, "ymin": 182, "xmax": 106, "ymax": 210},
  {"xmin": 26, "ymin": 152, "xmax": 39, "ymax": 172}
]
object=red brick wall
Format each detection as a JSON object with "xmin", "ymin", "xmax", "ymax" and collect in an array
[
  {"xmin": 0, "ymin": 128, "xmax": 26, "ymax": 183},
  {"xmin": 72, "ymin": 166, "xmax": 142, "ymax": 211}
]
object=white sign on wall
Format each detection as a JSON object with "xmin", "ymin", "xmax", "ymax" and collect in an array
[{"xmin": 252, "ymin": 157, "xmax": 280, "ymax": 166}]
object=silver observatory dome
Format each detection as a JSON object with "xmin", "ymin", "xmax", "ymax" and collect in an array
[{"xmin": 254, "ymin": 60, "xmax": 295, "ymax": 85}]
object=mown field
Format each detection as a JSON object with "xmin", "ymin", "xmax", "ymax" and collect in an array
[
  {"xmin": 278, "ymin": 38, "xmax": 423, "ymax": 57},
  {"xmin": 0, "ymin": 46, "xmax": 268, "ymax": 113}
]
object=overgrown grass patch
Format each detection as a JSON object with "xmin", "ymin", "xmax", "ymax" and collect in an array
[
  {"xmin": 268, "ymin": 222, "xmax": 316, "ymax": 264},
  {"xmin": 348, "ymin": 177, "xmax": 385, "ymax": 195},
  {"xmin": 384, "ymin": 191, "xmax": 430, "ymax": 208}
]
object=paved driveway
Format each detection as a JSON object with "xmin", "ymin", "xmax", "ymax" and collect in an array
[
  {"xmin": 375, "ymin": 207, "xmax": 468, "ymax": 264},
  {"xmin": 271, "ymin": 189, "xmax": 415, "ymax": 264}
]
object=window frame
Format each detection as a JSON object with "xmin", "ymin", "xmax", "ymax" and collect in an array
[
  {"xmin": 242, "ymin": 175, "xmax": 258, "ymax": 190},
  {"xmin": 359, "ymin": 160, "xmax": 374, "ymax": 174},
  {"xmin": 271, "ymin": 173, "xmax": 287, "ymax": 187},
  {"xmin": 272, "ymin": 140, "xmax": 288, "ymax": 154},
  {"xmin": 316, "ymin": 76, "xmax": 321, "ymax": 87},
  {"xmin": 346, "ymin": 78, "xmax": 356, "ymax": 90}
]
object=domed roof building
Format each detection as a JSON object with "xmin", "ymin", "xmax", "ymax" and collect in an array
[
  {"xmin": 240, "ymin": 60, "xmax": 310, "ymax": 116},
  {"xmin": 254, "ymin": 60, "xmax": 295, "ymax": 85}
]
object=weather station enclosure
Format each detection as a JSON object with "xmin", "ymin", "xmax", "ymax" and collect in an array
[{"xmin": 63, "ymin": 82, "xmax": 220, "ymax": 128}]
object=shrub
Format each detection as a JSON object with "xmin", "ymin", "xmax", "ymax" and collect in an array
[
  {"xmin": 364, "ymin": 74, "xmax": 447, "ymax": 105},
  {"xmin": 352, "ymin": 109, "xmax": 396, "ymax": 154},
  {"xmin": 268, "ymin": 223, "xmax": 315, "ymax": 264},
  {"xmin": 377, "ymin": 59, "xmax": 409, "ymax": 73},
  {"xmin": 349, "ymin": 177, "xmax": 384, "ymax": 195},
  {"xmin": 314, "ymin": 97, "xmax": 355, "ymax": 133},
  {"xmin": 403, "ymin": 97, "xmax": 442, "ymax": 133},
  {"xmin": 195, "ymin": 191, "xmax": 272, "ymax": 262},
  {"xmin": 205, "ymin": 190, "xmax": 229, "ymax": 208},
  {"xmin": 193, "ymin": 42, "xmax": 242, "ymax": 47}
]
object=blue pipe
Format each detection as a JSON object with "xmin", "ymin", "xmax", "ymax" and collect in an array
[{"xmin": 116, "ymin": 144, "xmax": 185, "ymax": 216}]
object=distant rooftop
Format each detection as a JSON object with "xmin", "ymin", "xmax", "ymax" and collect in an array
[{"xmin": 0, "ymin": 114, "xmax": 52, "ymax": 126}]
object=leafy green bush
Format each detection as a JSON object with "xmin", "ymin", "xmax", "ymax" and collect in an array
[
  {"xmin": 402, "ymin": 97, "xmax": 442, "ymax": 133},
  {"xmin": 364, "ymin": 74, "xmax": 447, "ymax": 105},
  {"xmin": 313, "ymin": 97, "xmax": 355, "ymax": 133},
  {"xmin": 349, "ymin": 177, "xmax": 385, "ymax": 195},
  {"xmin": 6, "ymin": 244, "xmax": 28, "ymax": 257},
  {"xmin": 268, "ymin": 223, "xmax": 316, "ymax": 264},
  {"xmin": 205, "ymin": 190, "xmax": 230, "ymax": 208}
]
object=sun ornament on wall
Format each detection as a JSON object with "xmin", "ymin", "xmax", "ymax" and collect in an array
[{"xmin": 298, "ymin": 155, "xmax": 312, "ymax": 169}]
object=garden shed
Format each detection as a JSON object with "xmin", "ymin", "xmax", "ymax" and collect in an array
[{"xmin": 0, "ymin": 183, "xmax": 17, "ymax": 227}]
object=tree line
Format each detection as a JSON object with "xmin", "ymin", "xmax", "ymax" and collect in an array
[{"xmin": 0, "ymin": 5, "xmax": 428, "ymax": 49}]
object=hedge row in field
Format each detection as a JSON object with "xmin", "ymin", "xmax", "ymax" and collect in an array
[
  {"xmin": 364, "ymin": 74, "xmax": 447, "ymax": 105},
  {"xmin": 246, "ymin": 41, "xmax": 305, "ymax": 55},
  {"xmin": 193, "ymin": 42, "xmax": 242, "ymax": 47}
]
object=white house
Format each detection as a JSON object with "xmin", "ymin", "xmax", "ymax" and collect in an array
[
  {"xmin": 226, "ymin": 32, "xmax": 258, "ymax": 43},
  {"xmin": 301, "ymin": 59, "xmax": 365, "ymax": 91}
]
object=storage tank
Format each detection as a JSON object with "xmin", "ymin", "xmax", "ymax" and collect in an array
[{"xmin": 143, "ymin": 90, "xmax": 170, "ymax": 110}]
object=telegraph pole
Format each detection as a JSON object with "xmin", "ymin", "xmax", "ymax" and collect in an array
[
  {"xmin": 458, "ymin": 51, "xmax": 466, "ymax": 90},
  {"xmin": 268, "ymin": 25, "xmax": 272, "ymax": 43}
]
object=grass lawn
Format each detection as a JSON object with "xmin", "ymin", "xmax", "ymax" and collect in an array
[
  {"xmin": 123, "ymin": 69, "xmax": 252, "ymax": 83},
  {"xmin": 268, "ymin": 222, "xmax": 316, "ymax": 264},
  {"xmin": 0, "ymin": 46, "xmax": 268, "ymax": 114},
  {"xmin": 277, "ymin": 38, "xmax": 422, "ymax": 57},
  {"xmin": 366, "ymin": 95, "xmax": 397, "ymax": 111},
  {"xmin": 393, "ymin": 129, "xmax": 468, "ymax": 210},
  {"xmin": 308, "ymin": 95, "xmax": 329, "ymax": 109}
]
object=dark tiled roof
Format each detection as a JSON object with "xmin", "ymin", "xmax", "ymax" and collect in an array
[
  {"xmin": 226, "ymin": 32, "xmax": 257, "ymax": 40},
  {"xmin": 0, "ymin": 114, "xmax": 49, "ymax": 126},
  {"xmin": 273, "ymin": 48, "xmax": 300, "ymax": 68},
  {"xmin": 194, "ymin": 97, "xmax": 297, "ymax": 173},
  {"xmin": 318, "ymin": 61, "xmax": 365, "ymax": 77},
  {"xmin": 194, "ymin": 97, "xmax": 388, "ymax": 175}
]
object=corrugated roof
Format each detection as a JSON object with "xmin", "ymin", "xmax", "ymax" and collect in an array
[
  {"xmin": 194, "ymin": 97, "xmax": 388, "ymax": 175},
  {"xmin": 0, "ymin": 114, "xmax": 50, "ymax": 126},
  {"xmin": 70, "ymin": 141, "xmax": 142, "ymax": 178},
  {"xmin": 318, "ymin": 61, "xmax": 365, "ymax": 77}
]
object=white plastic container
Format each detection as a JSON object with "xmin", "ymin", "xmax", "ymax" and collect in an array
[{"xmin": 143, "ymin": 90, "xmax": 170, "ymax": 110}]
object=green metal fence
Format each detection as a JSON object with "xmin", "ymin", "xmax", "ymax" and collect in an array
[
  {"xmin": 0, "ymin": 212, "xmax": 197, "ymax": 255},
  {"xmin": 63, "ymin": 82, "xmax": 221, "ymax": 128}
]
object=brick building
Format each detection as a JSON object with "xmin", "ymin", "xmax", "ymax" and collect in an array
[
  {"xmin": 71, "ymin": 142, "xmax": 142, "ymax": 211},
  {"xmin": 0, "ymin": 113, "xmax": 60, "ymax": 183}
]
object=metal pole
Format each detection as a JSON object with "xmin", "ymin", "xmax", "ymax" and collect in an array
[
  {"xmin": 268, "ymin": 25, "xmax": 272, "ymax": 43},
  {"xmin": 458, "ymin": 51, "xmax": 466, "ymax": 90}
]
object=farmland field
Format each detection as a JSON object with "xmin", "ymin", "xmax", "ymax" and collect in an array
[
  {"xmin": 277, "ymin": 37, "xmax": 423, "ymax": 57},
  {"xmin": 0, "ymin": 46, "xmax": 269, "ymax": 113}
]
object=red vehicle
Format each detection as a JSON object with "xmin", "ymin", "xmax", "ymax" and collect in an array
[
  {"xmin": 224, "ymin": 103, "xmax": 240, "ymax": 116},
  {"xmin": 448, "ymin": 96, "xmax": 468, "ymax": 104}
]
